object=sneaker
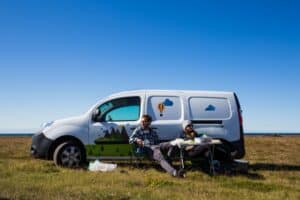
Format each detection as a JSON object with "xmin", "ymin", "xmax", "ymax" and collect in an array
[{"xmin": 177, "ymin": 169, "xmax": 186, "ymax": 178}]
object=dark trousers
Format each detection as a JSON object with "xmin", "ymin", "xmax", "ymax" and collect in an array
[
  {"xmin": 143, "ymin": 145, "xmax": 176, "ymax": 175},
  {"xmin": 160, "ymin": 142, "xmax": 178, "ymax": 157},
  {"xmin": 186, "ymin": 144, "xmax": 209, "ymax": 158},
  {"xmin": 159, "ymin": 142, "xmax": 210, "ymax": 158}
]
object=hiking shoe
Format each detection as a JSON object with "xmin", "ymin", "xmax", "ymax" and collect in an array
[
  {"xmin": 172, "ymin": 169, "xmax": 186, "ymax": 178},
  {"xmin": 177, "ymin": 169, "xmax": 186, "ymax": 178}
]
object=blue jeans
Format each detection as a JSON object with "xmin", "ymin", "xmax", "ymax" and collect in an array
[{"xmin": 143, "ymin": 145, "xmax": 176, "ymax": 175}]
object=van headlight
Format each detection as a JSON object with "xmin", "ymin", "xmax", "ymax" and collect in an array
[{"xmin": 41, "ymin": 121, "xmax": 54, "ymax": 129}]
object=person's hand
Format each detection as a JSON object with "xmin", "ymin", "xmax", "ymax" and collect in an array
[{"xmin": 136, "ymin": 139, "xmax": 144, "ymax": 147}]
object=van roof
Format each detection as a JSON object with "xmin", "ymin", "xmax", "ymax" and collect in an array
[{"xmin": 108, "ymin": 90, "xmax": 234, "ymax": 98}]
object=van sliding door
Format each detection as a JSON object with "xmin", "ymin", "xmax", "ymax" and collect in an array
[{"xmin": 146, "ymin": 95, "xmax": 183, "ymax": 141}]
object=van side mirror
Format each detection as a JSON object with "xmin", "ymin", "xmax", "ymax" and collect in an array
[{"xmin": 92, "ymin": 109, "xmax": 101, "ymax": 122}]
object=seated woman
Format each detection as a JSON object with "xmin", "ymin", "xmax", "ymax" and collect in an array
[{"xmin": 160, "ymin": 120, "xmax": 210, "ymax": 159}]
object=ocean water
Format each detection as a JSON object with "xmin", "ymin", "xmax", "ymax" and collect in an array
[{"xmin": 0, "ymin": 133, "xmax": 35, "ymax": 137}]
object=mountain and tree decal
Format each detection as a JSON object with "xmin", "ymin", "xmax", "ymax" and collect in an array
[{"xmin": 94, "ymin": 126, "xmax": 129, "ymax": 144}]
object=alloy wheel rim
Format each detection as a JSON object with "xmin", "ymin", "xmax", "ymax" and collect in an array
[{"xmin": 60, "ymin": 145, "xmax": 81, "ymax": 167}]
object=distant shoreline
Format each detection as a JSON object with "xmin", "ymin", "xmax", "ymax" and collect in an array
[
  {"xmin": 0, "ymin": 133, "xmax": 34, "ymax": 137},
  {"xmin": 0, "ymin": 133, "xmax": 299, "ymax": 137},
  {"xmin": 244, "ymin": 133, "xmax": 300, "ymax": 136}
]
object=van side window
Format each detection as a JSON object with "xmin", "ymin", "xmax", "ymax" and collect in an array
[
  {"xmin": 147, "ymin": 96, "xmax": 182, "ymax": 120},
  {"xmin": 99, "ymin": 97, "xmax": 140, "ymax": 121},
  {"xmin": 189, "ymin": 97, "xmax": 231, "ymax": 120}
]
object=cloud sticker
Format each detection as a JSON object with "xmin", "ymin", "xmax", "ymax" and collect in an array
[
  {"xmin": 205, "ymin": 104, "xmax": 216, "ymax": 111},
  {"xmin": 163, "ymin": 99, "xmax": 173, "ymax": 106}
]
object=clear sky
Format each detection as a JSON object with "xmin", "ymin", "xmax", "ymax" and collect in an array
[{"xmin": 0, "ymin": 0, "xmax": 299, "ymax": 133}]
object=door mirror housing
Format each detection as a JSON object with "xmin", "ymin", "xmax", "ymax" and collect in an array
[{"xmin": 92, "ymin": 109, "xmax": 101, "ymax": 122}]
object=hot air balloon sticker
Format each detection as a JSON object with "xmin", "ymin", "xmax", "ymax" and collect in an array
[
  {"xmin": 158, "ymin": 103, "xmax": 165, "ymax": 117},
  {"xmin": 157, "ymin": 99, "xmax": 174, "ymax": 117}
]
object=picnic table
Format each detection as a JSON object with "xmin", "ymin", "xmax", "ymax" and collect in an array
[{"xmin": 170, "ymin": 138, "xmax": 222, "ymax": 175}]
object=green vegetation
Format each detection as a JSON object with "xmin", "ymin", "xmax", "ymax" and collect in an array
[
  {"xmin": 0, "ymin": 136, "xmax": 299, "ymax": 200},
  {"xmin": 86, "ymin": 144, "xmax": 133, "ymax": 157}
]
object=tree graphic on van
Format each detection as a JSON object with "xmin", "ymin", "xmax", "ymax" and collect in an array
[{"xmin": 94, "ymin": 126, "xmax": 129, "ymax": 144}]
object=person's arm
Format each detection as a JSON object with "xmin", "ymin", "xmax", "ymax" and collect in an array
[
  {"xmin": 130, "ymin": 127, "xmax": 144, "ymax": 146},
  {"xmin": 129, "ymin": 127, "xmax": 141, "ymax": 144}
]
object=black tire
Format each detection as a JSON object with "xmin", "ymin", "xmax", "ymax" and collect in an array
[
  {"xmin": 53, "ymin": 141, "xmax": 85, "ymax": 168},
  {"xmin": 214, "ymin": 143, "xmax": 232, "ymax": 161}
]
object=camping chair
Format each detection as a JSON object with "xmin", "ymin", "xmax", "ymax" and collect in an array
[{"xmin": 130, "ymin": 144, "xmax": 147, "ymax": 167}]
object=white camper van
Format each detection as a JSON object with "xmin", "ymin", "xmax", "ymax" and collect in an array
[{"xmin": 31, "ymin": 90, "xmax": 245, "ymax": 167}]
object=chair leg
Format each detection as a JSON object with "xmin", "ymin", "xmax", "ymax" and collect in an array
[{"xmin": 179, "ymin": 148, "xmax": 185, "ymax": 169}]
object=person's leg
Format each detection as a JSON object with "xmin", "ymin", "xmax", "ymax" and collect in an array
[
  {"xmin": 187, "ymin": 144, "xmax": 209, "ymax": 158},
  {"xmin": 143, "ymin": 146, "xmax": 154, "ymax": 159},
  {"xmin": 151, "ymin": 146, "xmax": 177, "ymax": 175},
  {"xmin": 159, "ymin": 142, "xmax": 171, "ymax": 152},
  {"xmin": 159, "ymin": 142, "xmax": 176, "ymax": 158}
]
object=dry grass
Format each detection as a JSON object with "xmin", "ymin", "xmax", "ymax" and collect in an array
[{"xmin": 0, "ymin": 136, "xmax": 299, "ymax": 200}]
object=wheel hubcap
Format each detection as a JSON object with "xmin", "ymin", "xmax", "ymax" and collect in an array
[{"xmin": 61, "ymin": 145, "xmax": 81, "ymax": 167}]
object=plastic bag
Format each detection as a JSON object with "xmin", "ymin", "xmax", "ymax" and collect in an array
[{"xmin": 88, "ymin": 160, "xmax": 117, "ymax": 172}]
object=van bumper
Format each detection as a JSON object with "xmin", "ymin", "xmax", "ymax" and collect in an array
[
  {"xmin": 30, "ymin": 132, "xmax": 53, "ymax": 159},
  {"xmin": 231, "ymin": 139, "xmax": 245, "ymax": 159}
]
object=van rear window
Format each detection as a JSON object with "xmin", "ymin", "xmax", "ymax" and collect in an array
[{"xmin": 189, "ymin": 97, "xmax": 231, "ymax": 120}]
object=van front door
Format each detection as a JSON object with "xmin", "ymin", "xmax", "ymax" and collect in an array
[
  {"xmin": 88, "ymin": 96, "xmax": 142, "ymax": 158},
  {"xmin": 146, "ymin": 95, "xmax": 183, "ymax": 141}
]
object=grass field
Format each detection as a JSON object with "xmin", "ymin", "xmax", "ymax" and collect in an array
[{"xmin": 0, "ymin": 136, "xmax": 299, "ymax": 200}]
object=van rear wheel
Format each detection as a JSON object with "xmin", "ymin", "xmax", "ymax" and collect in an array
[
  {"xmin": 53, "ymin": 141, "xmax": 84, "ymax": 168},
  {"xmin": 214, "ymin": 143, "xmax": 232, "ymax": 161}
]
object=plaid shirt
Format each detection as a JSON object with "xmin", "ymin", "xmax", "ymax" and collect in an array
[{"xmin": 129, "ymin": 126, "xmax": 159, "ymax": 145}]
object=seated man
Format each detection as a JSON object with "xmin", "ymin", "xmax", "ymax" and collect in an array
[{"xmin": 129, "ymin": 114, "xmax": 185, "ymax": 178}]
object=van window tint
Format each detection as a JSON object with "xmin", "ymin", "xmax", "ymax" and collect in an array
[
  {"xmin": 189, "ymin": 97, "xmax": 231, "ymax": 120},
  {"xmin": 147, "ymin": 96, "xmax": 182, "ymax": 120},
  {"xmin": 99, "ymin": 97, "xmax": 140, "ymax": 121}
]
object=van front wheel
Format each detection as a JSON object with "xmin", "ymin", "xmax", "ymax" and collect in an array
[{"xmin": 53, "ymin": 141, "xmax": 84, "ymax": 168}]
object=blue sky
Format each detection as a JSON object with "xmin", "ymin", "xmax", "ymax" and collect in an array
[{"xmin": 0, "ymin": 0, "xmax": 299, "ymax": 132}]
